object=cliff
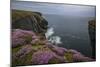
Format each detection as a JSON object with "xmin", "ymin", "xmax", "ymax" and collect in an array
[
  {"xmin": 12, "ymin": 10, "xmax": 94, "ymax": 66},
  {"xmin": 88, "ymin": 19, "xmax": 96, "ymax": 59},
  {"xmin": 12, "ymin": 10, "xmax": 48, "ymax": 36}
]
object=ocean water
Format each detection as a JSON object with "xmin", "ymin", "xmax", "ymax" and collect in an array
[{"xmin": 44, "ymin": 14, "xmax": 94, "ymax": 57}]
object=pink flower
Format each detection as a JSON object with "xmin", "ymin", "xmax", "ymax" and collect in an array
[
  {"xmin": 31, "ymin": 50, "xmax": 66, "ymax": 64},
  {"xmin": 12, "ymin": 29, "xmax": 36, "ymax": 47}
]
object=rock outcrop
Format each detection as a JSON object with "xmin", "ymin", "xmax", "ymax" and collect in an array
[
  {"xmin": 12, "ymin": 10, "xmax": 48, "ymax": 36},
  {"xmin": 88, "ymin": 19, "xmax": 96, "ymax": 59}
]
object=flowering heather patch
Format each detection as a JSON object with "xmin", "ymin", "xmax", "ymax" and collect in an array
[
  {"xmin": 12, "ymin": 29, "xmax": 36, "ymax": 47},
  {"xmin": 46, "ymin": 42, "xmax": 55, "ymax": 48},
  {"xmin": 15, "ymin": 45, "xmax": 33, "ymax": 58},
  {"xmin": 31, "ymin": 50, "xmax": 55, "ymax": 64},
  {"xmin": 45, "ymin": 42, "xmax": 68, "ymax": 56},
  {"xmin": 50, "ymin": 45, "xmax": 68, "ymax": 56},
  {"xmin": 12, "ymin": 29, "xmax": 94, "ymax": 66},
  {"xmin": 67, "ymin": 49, "xmax": 81, "ymax": 55},
  {"xmin": 31, "ymin": 50, "xmax": 66, "ymax": 64},
  {"xmin": 31, "ymin": 39, "xmax": 39, "ymax": 45},
  {"xmin": 64, "ymin": 49, "xmax": 94, "ymax": 62},
  {"xmin": 72, "ymin": 53, "xmax": 94, "ymax": 62}
]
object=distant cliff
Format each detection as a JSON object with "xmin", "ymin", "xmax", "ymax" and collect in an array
[{"xmin": 88, "ymin": 19, "xmax": 96, "ymax": 59}]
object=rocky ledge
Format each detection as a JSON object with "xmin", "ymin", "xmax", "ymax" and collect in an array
[{"xmin": 12, "ymin": 10, "xmax": 48, "ymax": 36}]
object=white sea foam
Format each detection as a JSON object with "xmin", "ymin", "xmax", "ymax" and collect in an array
[
  {"xmin": 45, "ymin": 27, "xmax": 62, "ymax": 45},
  {"xmin": 45, "ymin": 27, "xmax": 54, "ymax": 38}
]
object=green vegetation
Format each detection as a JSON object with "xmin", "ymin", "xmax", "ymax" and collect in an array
[
  {"xmin": 64, "ymin": 52, "xmax": 73, "ymax": 62},
  {"xmin": 12, "ymin": 46, "xmax": 21, "ymax": 53}
]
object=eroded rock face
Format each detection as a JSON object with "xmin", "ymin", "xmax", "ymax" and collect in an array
[
  {"xmin": 88, "ymin": 19, "xmax": 96, "ymax": 59},
  {"xmin": 12, "ymin": 10, "xmax": 48, "ymax": 35}
]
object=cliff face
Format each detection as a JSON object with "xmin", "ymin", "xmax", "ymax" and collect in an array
[
  {"xmin": 88, "ymin": 19, "xmax": 96, "ymax": 59},
  {"xmin": 12, "ymin": 10, "xmax": 94, "ymax": 66},
  {"xmin": 12, "ymin": 10, "xmax": 48, "ymax": 36}
]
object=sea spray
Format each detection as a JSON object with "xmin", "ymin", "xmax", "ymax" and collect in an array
[
  {"xmin": 45, "ymin": 27, "xmax": 54, "ymax": 39},
  {"xmin": 45, "ymin": 27, "xmax": 62, "ymax": 45}
]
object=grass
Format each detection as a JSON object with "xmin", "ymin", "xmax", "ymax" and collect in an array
[
  {"xmin": 12, "ymin": 46, "xmax": 21, "ymax": 53},
  {"xmin": 64, "ymin": 52, "xmax": 73, "ymax": 62}
]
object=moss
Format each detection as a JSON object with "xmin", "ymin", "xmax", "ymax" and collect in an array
[
  {"xmin": 32, "ymin": 44, "xmax": 43, "ymax": 51},
  {"xmin": 25, "ymin": 35, "xmax": 32, "ymax": 44},
  {"xmin": 64, "ymin": 52, "xmax": 73, "ymax": 62},
  {"xmin": 12, "ymin": 46, "xmax": 21, "ymax": 53},
  {"xmin": 12, "ymin": 51, "xmax": 33, "ymax": 66},
  {"xmin": 12, "ymin": 10, "xmax": 48, "ymax": 34},
  {"xmin": 12, "ymin": 58, "xmax": 21, "ymax": 66},
  {"xmin": 21, "ymin": 51, "xmax": 33, "ymax": 65},
  {"xmin": 31, "ymin": 40, "xmax": 45, "ymax": 46},
  {"xmin": 12, "ymin": 10, "xmax": 42, "ymax": 22},
  {"xmin": 48, "ymin": 57, "xmax": 61, "ymax": 64}
]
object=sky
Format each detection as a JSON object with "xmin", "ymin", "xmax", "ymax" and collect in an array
[{"xmin": 11, "ymin": 1, "xmax": 96, "ymax": 17}]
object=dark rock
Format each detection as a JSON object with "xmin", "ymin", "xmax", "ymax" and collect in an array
[
  {"xmin": 88, "ymin": 19, "xmax": 96, "ymax": 59},
  {"xmin": 12, "ymin": 10, "xmax": 48, "ymax": 35}
]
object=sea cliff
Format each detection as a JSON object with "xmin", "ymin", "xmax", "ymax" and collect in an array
[{"xmin": 12, "ymin": 10, "xmax": 94, "ymax": 66}]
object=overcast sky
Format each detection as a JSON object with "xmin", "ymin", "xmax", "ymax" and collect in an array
[{"xmin": 11, "ymin": 1, "xmax": 96, "ymax": 17}]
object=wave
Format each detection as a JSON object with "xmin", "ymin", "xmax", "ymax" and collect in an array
[{"xmin": 45, "ymin": 27, "xmax": 62, "ymax": 45}]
